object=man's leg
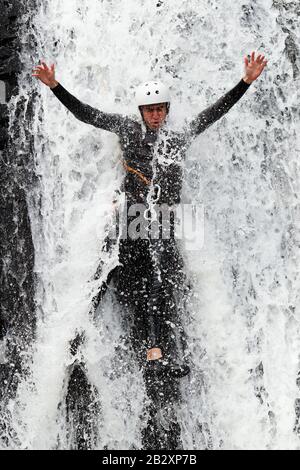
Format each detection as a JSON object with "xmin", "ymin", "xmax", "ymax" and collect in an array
[
  {"xmin": 146, "ymin": 273, "xmax": 164, "ymax": 361},
  {"xmin": 90, "ymin": 265, "xmax": 120, "ymax": 315},
  {"xmin": 86, "ymin": 230, "xmax": 122, "ymax": 319},
  {"xmin": 145, "ymin": 239, "xmax": 190, "ymax": 377}
]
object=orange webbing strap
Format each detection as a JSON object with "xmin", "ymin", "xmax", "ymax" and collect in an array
[{"xmin": 122, "ymin": 160, "xmax": 151, "ymax": 186}]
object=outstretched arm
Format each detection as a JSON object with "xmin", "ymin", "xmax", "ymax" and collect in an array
[
  {"xmin": 32, "ymin": 61, "xmax": 128, "ymax": 135},
  {"xmin": 189, "ymin": 51, "xmax": 268, "ymax": 137}
]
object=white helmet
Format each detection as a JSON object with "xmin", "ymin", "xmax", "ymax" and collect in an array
[{"xmin": 135, "ymin": 81, "xmax": 171, "ymax": 107}]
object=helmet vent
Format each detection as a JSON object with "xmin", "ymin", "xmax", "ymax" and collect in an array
[{"xmin": 136, "ymin": 81, "xmax": 170, "ymax": 106}]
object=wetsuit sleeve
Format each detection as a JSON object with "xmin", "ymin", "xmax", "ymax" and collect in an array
[
  {"xmin": 188, "ymin": 79, "xmax": 251, "ymax": 137},
  {"xmin": 50, "ymin": 82, "xmax": 128, "ymax": 135}
]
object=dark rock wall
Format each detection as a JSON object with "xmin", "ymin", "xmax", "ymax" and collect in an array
[{"xmin": 0, "ymin": 0, "xmax": 36, "ymax": 401}]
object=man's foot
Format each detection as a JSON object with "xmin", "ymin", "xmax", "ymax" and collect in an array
[{"xmin": 147, "ymin": 347, "xmax": 163, "ymax": 361}]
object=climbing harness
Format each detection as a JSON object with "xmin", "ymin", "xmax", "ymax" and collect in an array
[
  {"xmin": 122, "ymin": 161, "xmax": 151, "ymax": 186},
  {"xmin": 121, "ymin": 159, "xmax": 161, "ymax": 223}
]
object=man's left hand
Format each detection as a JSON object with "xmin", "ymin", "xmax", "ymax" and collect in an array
[{"xmin": 243, "ymin": 51, "xmax": 268, "ymax": 84}]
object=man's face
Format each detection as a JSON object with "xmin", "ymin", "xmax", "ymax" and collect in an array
[{"xmin": 140, "ymin": 103, "xmax": 168, "ymax": 130}]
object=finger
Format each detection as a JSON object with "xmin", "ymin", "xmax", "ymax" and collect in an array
[
  {"xmin": 251, "ymin": 51, "xmax": 255, "ymax": 62},
  {"xmin": 51, "ymin": 63, "xmax": 55, "ymax": 70},
  {"xmin": 244, "ymin": 56, "xmax": 249, "ymax": 67},
  {"xmin": 259, "ymin": 55, "xmax": 265, "ymax": 63},
  {"xmin": 256, "ymin": 54, "xmax": 262, "ymax": 62},
  {"xmin": 258, "ymin": 63, "xmax": 267, "ymax": 72},
  {"xmin": 41, "ymin": 61, "xmax": 49, "ymax": 70}
]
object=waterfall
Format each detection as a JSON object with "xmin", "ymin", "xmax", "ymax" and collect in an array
[{"xmin": 1, "ymin": 0, "xmax": 299, "ymax": 450}]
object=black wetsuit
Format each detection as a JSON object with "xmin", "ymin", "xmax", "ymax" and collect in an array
[{"xmin": 51, "ymin": 79, "xmax": 250, "ymax": 362}]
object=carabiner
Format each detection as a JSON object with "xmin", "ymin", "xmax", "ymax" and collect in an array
[{"xmin": 146, "ymin": 183, "xmax": 161, "ymax": 205}]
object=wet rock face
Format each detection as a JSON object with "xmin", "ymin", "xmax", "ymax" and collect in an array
[
  {"xmin": 273, "ymin": 0, "xmax": 300, "ymax": 79},
  {"xmin": 0, "ymin": 103, "xmax": 8, "ymax": 150},
  {"xmin": 0, "ymin": 0, "xmax": 35, "ymax": 386},
  {"xmin": 0, "ymin": 0, "xmax": 22, "ymax": 100},
  {"xmin": 0, "ymin": 0, "xmax": 21, "ymax": 148}
]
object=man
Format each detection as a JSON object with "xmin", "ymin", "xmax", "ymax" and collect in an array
[{"xmin": 32, "ymin": 52, "xmax": 268, "ymax": 377}]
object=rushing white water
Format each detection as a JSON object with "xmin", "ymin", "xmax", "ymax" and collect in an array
[{"xmin": 2, "ymin": 0, "xmax": 300, "ymax": 449}]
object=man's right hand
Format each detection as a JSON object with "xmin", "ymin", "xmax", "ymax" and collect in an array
[{"xmin": 32, "ymin": 61, "xmax": 58, "ymax": 88}]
